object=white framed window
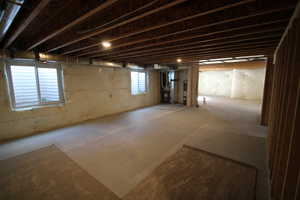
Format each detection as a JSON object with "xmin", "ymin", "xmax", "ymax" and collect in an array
[
  {"xmin": 5, "ymin": 60, "xmax": 64, "ymax": 111},
  {"xmin": 131, "ymin": 71, "xmax": 148, "ymax": 95}
]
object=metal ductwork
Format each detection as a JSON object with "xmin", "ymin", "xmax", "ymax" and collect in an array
[{"xmin": 0, "ymin": 0, "xmax": 24, "ymax": 42}]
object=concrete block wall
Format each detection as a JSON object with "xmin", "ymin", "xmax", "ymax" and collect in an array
[{"xmin": 0, "ymin": 61, "xmax": 160, "ymax": 141}]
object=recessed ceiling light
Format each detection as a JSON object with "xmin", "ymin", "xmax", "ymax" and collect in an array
[
  {"xmin": 102, "ymin": 41, "xmax": 111, "ymax": 48},
  {"xmin": 177, "ymin": 58, "xmax": 182, "ymax": 63}
]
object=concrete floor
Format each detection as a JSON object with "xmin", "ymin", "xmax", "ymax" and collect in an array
[{"xmin": 0, "ymin": 96, "xmax": 269, "ymax": 199}]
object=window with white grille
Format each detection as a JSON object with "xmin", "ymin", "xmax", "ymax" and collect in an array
[
  {"xmin": 6, "ymin": 61, "xmax": 64, "ymax": 110},
  {"xmin": 131, "ymin": 71, "xmax": 148, "ymax": 95}
]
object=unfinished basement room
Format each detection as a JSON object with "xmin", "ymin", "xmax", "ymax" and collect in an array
[{"xmin": 0, "ymin": 0, "xmax": 299, "ymax": 200}]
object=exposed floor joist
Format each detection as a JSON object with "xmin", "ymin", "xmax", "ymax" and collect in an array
[
  {"xmin": 90, "ymin": 29, "xmax": 283, "ymax": 59},
  {"xmin": 67, "ymin": 8, "xmax": 292, "ymax": 56},
  {"xmin": 26, "ymin": 0, "xmax": 120, "ymax": 50},
  {"xmin": 0, "ymin": 0, "xmax": 297, "ymax": 65},
  {"xmin": 100, "ymin": 39, "xmax": 280, "ymax": 61},
  {"xmin": 44, "ymin": 0, "xmax": 191, "ymax": 52},
  {"xmin": 3, "ymin": 0, "xmax": 51, "ymax": 48},
  {"xmin": 119, "ymin": 45, "xmax": 275, "ymax": 61},
  {"xmin": 121, "ymin": 48, "xmax": 275, "ymax": 65},
  {"xmin": 62, "ymin": 0, "xmax": 265, "ymax": 55},
  {"xmin": 72, "ymin": 19, "xmax": 288, "ymax": 57}
]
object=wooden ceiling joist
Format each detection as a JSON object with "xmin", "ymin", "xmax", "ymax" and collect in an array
[
  {"xmin": 128, "ymin": 48, "xmax": 275, "ymax": 64},
  {"xmin": 0, "ymin": 0, "xmax": 297, "ymax": 65},
  {"xmin": 89, "ymin": 28, "xmax": 284, "ymax": 58},
  {"xmin": 3, "ymin": 0, "xmax": 51, "ymax": 48},
  {"xmin": 26, "ymin": 0, "xmax": 120, "ymax": 50},
  {"xmin": 99, "ymin": 38, "xmax": 280, "ymax": 60},
  {"xmin": 45, "ymin": 0, "xmax": 255, "ymax": 53},
  {"xmin": 198, "ymin": 61, "xmax": 267, "ymax": 71},
  {"xmin": 82, "ymin": 24, "xmax": 288, "ymax": 58},
  {"xmin": 77, "ymin": 0, "xmax": 161, "ymax": 35},
  {"xmin": 122, "ymin": 44, "xmax": 275, "ymax": 60},
  {"xmin": 63, "ymin": 7, "xmax": 292, "ymax": 56},
  {"xmin": 95, "ymin": 36, "xmax": 280, "ymax": 60},
  {"xmin": 74, "ymin": 19, "xmax": 287, "ymax": 57},
  {"xmin": 100, "ymin": 43, "xmax": 277, "ymax": 63},
  {"xmin": 44, "ymin": 0, "xmax": 191, "ymax": 52}
]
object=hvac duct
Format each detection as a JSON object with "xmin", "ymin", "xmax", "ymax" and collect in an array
[{"xmin": 0, "ymin": 0, "xmax": 24, "ymax": 42}]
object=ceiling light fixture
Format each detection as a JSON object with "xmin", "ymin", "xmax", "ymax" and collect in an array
[
  {"xmin": 177, "ymin": 58, "xmax": 182, "ymax": 63},
  {"xmin": 102, "ymin": 41, "xmax": 111, "ymax": 48}
]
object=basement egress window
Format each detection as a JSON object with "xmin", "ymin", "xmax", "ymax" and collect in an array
[
  {"xmin": 5, "ymin": 61, "xmax": 64, "ymax": 111},
  {"xmin": 131, "ymin": 71, "xmax": 148, "ymax": 95}
]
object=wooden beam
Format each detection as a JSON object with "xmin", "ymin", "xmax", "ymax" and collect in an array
[
  {"xmin": 131, "ymin": 54, "xmax": 273, "ymax": 65},
  {"xmin": 104, "ymin": 45, "xmax": 276, "ymax": 64},
  {"xmin": 88, "ymin": 28, "xmax": 283, "ymax": 58},
  {"xmin": 261, "ymin": 57, "xmax": 274, "ymax": 126},
  {"xmin": 27, "ymin": 0, "xmax": 120, "ymax": 50},
  {"xmin": 3, "ymin": 0, "xmax": 51, "ymax": 48},
  {"xmin": 199, "ymin": 61, "xmax": 267, "ymax": 71},
  {"xmin": 63, "ymin": 7, "xmax": 292, "ymax": 55},
  {"xmin": 44, "ymin": 0, "xmax": 190, "ymax": 52},
  {"xmin": 118, "ymin": 43, "xmax": 276, "ymax": 61},
  {"xmin": 86, "ymin": 28, "xmax": 284, "ymax": 58},
  {"xmin": 74, "ymin": 19, "xmax": 287, "ymax": 57},
  {"xmin": 77, "ymin": 0, "xmax": 161, "ymax": 35},
  {"xmin": 97, "ymin": 35, "xmax": 281, "ymax": 60},
  {"xmin": 267, "ymin": 4, "xmax": 300, "ymax": 197},
  {"xmin": 114, "ymin": 49, "xmax": 273, "ymax": 65},
  {"xmin": 138, "ymin": 51, "xmax": 274, "ymax": 64},
  {"xmin": 142, "ymin": 52, "xmax": 272, "ymax": 64},
  {"xmin": 103, "ymin": 38, "xmax": 281, "ymax": 59},
  {"xmin": 127, "ymin": 46, "xmax": 274, "ymax": 61},
  {"xmin": 45, "ymin": 0, "xmax": 255, "ymax": 52}
]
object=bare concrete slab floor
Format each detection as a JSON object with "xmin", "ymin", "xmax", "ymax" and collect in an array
[
  {"xmin": 198, "ymin": 95, "xmax": 267, "ymax": 137},
  {"xmin": 0, "ymin": 96, "xmax": 269, "ymax": 199},
  {"xmin": 0, "ymin": 145, "xmax": 120, "ymax": 200},
  {"xmin": 124, "ymin": 146, "xmax": 257, "ymax": 200}
]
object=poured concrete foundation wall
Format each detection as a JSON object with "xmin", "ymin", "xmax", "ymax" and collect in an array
[
  {"xmin": 198, "ymin": 63, "xmax": 266, "ymax": 100},
  {"xmin": 0, "ymin": 61, "xmax": 160, "ymax": 141},
  {"xmin": 230, "ymin": 68, "xmax": 266, "ymax": 100},
  {"xmin": 198, "ymin": 70, "xmax": 233, "ymax": 97}
]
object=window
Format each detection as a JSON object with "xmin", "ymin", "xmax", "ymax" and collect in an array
[
  {"xmin": 131, "ymin": 71, "xmax": 148, "ymax": 95},
  {"xmin": 6, "ymin": 61, "xmax": 64, "ymax": 110}
]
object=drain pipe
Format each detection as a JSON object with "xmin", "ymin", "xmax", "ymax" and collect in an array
[{"xmin": 0, "ymin": 0, "xmax": 24, "ymax": 42}]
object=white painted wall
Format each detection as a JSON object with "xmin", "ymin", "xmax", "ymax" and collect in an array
[
  {"xmin": 198, "ymin": 67, "xmax": 266, "ymax": 100},
  {"xmin": 0, "ymin": 61, "xmax": 160, "ymax": 141}
]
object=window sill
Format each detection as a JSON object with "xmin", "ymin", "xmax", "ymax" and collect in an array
[
  {"xmin": 12, "ymin": 102, "xmax": 65, "ymax": 112},
  {"xmin": 131, "ymin": 92, "xmax": 148, "ymax": 96}
]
